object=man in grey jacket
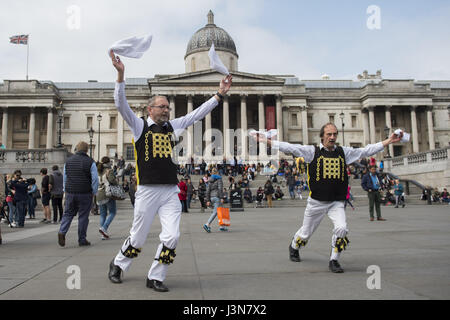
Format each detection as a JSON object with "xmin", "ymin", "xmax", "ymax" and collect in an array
[
  {"xmin": 203, "ymin": 169, "xmax": 224, "ymax": 232},
  {"xmin": 49, "ymin": 165, "xmax": 64, "ymax": 223}
]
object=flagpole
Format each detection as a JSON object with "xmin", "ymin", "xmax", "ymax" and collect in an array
[{"xmin": 26, "ymin": 34, "xmax": 29, "ymax": 80}]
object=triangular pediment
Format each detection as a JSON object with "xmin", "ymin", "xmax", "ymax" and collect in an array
[{"xmin": 150, "ymin": 69, "xmax": 285, "ymax": 84}]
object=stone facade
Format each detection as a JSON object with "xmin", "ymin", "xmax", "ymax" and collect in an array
[{"xmin": 1, "ymin": 12, "xmax": 449, "ymax": 164}]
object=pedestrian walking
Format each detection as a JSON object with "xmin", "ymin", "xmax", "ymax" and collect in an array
[
  {"xmin": 361, "ymin": 165, "xmax": 386, "ymax": 221},
  {"xmin": 203, "ymin": 168, "xmax": 224, "ymax": 233},
  {"xmin": 40, "ymin": 168, "xmax": 52, "ymax": 224},
  {"xmin": 57, "ymin": 141, "xmax": 98, "ymax": 247},
  {"xmin": 97, "ymin": 156, "xmax": 119, "ymax": 240},
  {"xmin": 49, "ymin": 165, "xmax": 64, "ymax": 223}
]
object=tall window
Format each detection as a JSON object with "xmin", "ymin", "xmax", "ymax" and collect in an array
[
  {"xmin": 351, "ymin": 115, "xmax": 357, "ymax": 128},
  {"xmin": 87, "ymin": 116, "xmax": 93, "ymax": 129},
  {"xmin": 109, "ymin": 116, "xmax": 117, "ymax": 129},
  {"xmin": 291, "ymin": 113, "xmax": 298, "ymax": 126},
  {"xmin": 63, "ymin": 116, "xmax": 70, "ymax": 129},
  {"xmin": 126, "ymin": 145, "xmax": 135, "ymax": 161},
  {"xmin": 329, "ymin": 114, "xmax": 335, "ymax": 124}
]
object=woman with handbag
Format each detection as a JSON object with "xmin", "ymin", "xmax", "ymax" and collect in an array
[{"xmin": 97, "ymin": 156, "xmax": 119, "ymax": 240}]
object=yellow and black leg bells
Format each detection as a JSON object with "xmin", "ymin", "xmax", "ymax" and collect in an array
[
  {"xmin": 294, "ymin": 237, "xmax": 308, "ymax": 249},
  {"xmin": 334, "ymin": 236, "xmax": 350, "ymax": 253},
  {"xmin": 121, "ymin": 238, "xmax": 142, "ymax": 258},
  {"xmin": 156, "ymin": 245, "xmax": 176, "ymax": 265}
]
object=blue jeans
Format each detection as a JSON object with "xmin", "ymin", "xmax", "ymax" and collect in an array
[
  {"xmin": 7, "ymin": 202, "xmax": 16, "ymax": 223},
  {"xmin": 28, "ymin": 195, "xmax": 36, "ymax": 218},
  {"xmin": 99, "ymin": 199, "xmax": 117, "ymax": 231},
  {"xmin": 289, "ymin": 186, "xmax": 295, "ymax": 199},
  {"xmin": 15, "ymin": 200, "xmax": 27, "ymax": 227},
  {"xmin": 59, "ymin": 193, "xmax": 93, "ymax": 242},
  {"xmin": 187, "ymin": 194, "xmax": 193, "ymax": 208},
  {"xmin": 207, "ymin": 197, "xmax": 220, "ymax": 225}
]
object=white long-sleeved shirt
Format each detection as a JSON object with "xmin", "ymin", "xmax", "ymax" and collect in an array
[
  {"xmin": 271, "ymin": 141, "xmax": 385, "ymax": 164},
  {"xmin": 114, "ymin": 81, "xmax": 219, "ymax": 141}
]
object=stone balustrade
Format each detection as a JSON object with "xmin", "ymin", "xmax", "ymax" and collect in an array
[{"xmin": 0, "ymin": 148, "xmax": 71, "ymax": 175}]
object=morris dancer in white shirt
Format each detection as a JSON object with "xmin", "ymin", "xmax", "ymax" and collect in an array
[
  {"xmin": 108, "ymin": 50, "xmax": 232, "ymax": 291},
  {"xmin": 251, "ymin": 123, "xmax": 401, "ymax": 273}
]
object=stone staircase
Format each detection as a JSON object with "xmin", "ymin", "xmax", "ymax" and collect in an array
[{"xmin": 113, "ymin": 172, "xmax": 428, "ymax": 211}]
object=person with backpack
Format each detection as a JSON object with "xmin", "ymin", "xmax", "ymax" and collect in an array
[
  {"xmin": 97, "ymin": 156, "xmax": 119, "ymax": 240},
  {"xmin": 203, "ymin": 168, "xmax": 224, "ymax": 232}
]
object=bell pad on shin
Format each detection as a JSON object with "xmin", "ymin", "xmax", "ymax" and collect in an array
[
  {"xmin": 334, "ymin": 236, "xmax": 350, "ymax": 253},
  {"xmin": 156, "ymin": 245, "xmax": 176, "ymax": 265},
  {"xmin": 295, "ymin": 237, "xmax": 308, "ymax": 249}
]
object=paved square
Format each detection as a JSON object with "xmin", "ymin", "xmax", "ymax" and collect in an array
[{"xmin": 0, "ymin": 203, "xmax": 449, "ymax": 300}]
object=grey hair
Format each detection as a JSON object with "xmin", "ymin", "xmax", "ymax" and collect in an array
[{"xmin": 148, "ymin": 95, "xmax": 168, "ymax": 107}]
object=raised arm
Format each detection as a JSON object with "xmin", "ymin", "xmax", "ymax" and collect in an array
[
  {"xmin": 249, "ymin": 133, "xmax": 315, "ymax": 163},
  {"xmin": 343, "ymin": 132, "xmax": 403, "ymax": 164},
  {"xmin": 110, "ymin": 50, "xmax": 143, "ymax": 141}
]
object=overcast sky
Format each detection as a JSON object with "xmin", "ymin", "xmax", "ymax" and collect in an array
[{"xmin": 1, "ymin": 0, "xmax": 450, "ymax": 82}]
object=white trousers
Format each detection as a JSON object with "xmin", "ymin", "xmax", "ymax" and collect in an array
[
  {"xmin": 114, "ymin": 184, "xmax": 182, "ymax": 282},
  {"xmin": 291, "ymin": 197, "xmax": 348, "ymax": 261}
]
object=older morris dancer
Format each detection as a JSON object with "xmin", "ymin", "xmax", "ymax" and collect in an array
[
  {"xmin": 108, "ymin": 50, "xmax": 232, "ymax": 291},
  {"xmin": 251, "ymin": 123, "xmax": 402, "ymax": 273}
]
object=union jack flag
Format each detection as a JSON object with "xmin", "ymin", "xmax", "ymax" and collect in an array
[{"xmin": 9, "ymin": 34, "xmax": 29, "ymax": 45}]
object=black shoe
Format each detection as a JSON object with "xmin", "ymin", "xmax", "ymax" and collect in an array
[
  {"xmin": 79, "ymin": 239, "xmax": 91, "ymax": 246},
  {"xmin": 289, "ymin": 244, "xmax": 301, "ymax": 262},
  {"xmin": 108, "ymin": 259, "xmax": 122, "ymax": 283},
  {"xmin": 329, "ymin": 260, "xmax": 344, "ymax": 273},
  {"xmin": 146, "ymin": 278, "xmax": 169, "ymax": 292},
  {"xmin": 58, "ymin": 233, "xmax": 65, "ymax": 247}
]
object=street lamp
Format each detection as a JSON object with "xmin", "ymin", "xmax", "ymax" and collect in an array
[
  {"xmin": 88, "ymin": 126, "xmax": 95, "ymax": 158},
  {"xmin": 339, "ymin": 111, "xmax": 345, "ymax": 146},
  {"xmin": 97, "ymin": 113, "xmax": 102, "ymax": 162},
  {"xmin": 384, "ymin": 126, "xmax": 391, "ymax": 157},
  {"xmin": 56, "ymin": 101, "xmax": 64, "ymax": 148}
]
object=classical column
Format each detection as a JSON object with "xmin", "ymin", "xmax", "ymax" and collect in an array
[
  {"xmin": 426, "ymin": 106, "xmax": 435, "ymax": 150},
  {"xmin": 205, "ymin": 95, "xmax": 212, "ymax": 160},
  {"xmin": 385, "ymin": 105, "xmax": 394, "ymax": 156},
  {"xmin": 28, "ymin": 107, "xmax": 36, "ymax": 149},
  {"xmin": 258, "ymin": 95, "xmax": 266, "ymax": 158},
  {"xmin": 301, "ymin": 106, "xmax": 308, "ymax": 145},
  {"xmin": 222, "ymin": 96, "xmax": 230, "ymax": 159},
  {"xmin": 187, "ymin": 95, "xmax": 194, "ymax": 158},
  {"xmin": 276, "ymin": 95, "xmax": 283, "ymax": 141},
  {"xmin": 1, "ymin": 107, "xmax": 8, "ymax": 148},
  {"xmin": 169, "ymin": 95, "xmax": 175, "ymax": 120},
  {"xmin": 410, "ymin": 105, "xmax": 419, "ymax": 153},
  {"xmin": 368, "ymin": 106, "xmax": 376, "ymax": 144},
  {"xmin": 362, "ymin": 108, "xmax": 370, "ymax": 145},
  {"xmin": 46, "ymin": 107, "xmax": 54, "ymax": 149},
  {"xmin": 240, "ymin": 94, "xmax": 248, "ymax": 160},
  {"xmin": 117, "ymin": 112, "xmax": 124, "ymax": 157}
]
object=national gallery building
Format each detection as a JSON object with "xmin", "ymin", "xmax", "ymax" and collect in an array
[{"xmin": 1, "ymin": 11, "xmax": 449, "ymax": 164}]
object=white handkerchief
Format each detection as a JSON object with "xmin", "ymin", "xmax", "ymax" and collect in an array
[
  {"xmin": 249, "ymin": 129, "xmax": 278, "ymax": 139},
  {"xmin": 208, "ymin": 43, "xmax": 229, "ymax": 75},
  {"xmin": 394, "ymin": 129, "xmax": 410, "ymax": 143},
  {"xmin": 109, "ymin": 34, "xmax": 152, "ymax": 59}
]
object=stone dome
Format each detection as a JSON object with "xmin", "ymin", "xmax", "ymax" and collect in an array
[{"xmin": 185, "ymin": 11, "xmax": 238, "ymax": 59}]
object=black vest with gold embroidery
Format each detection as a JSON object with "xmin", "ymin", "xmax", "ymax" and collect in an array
[
  {"xmin": 306, "ymin": 146, "xmax": 348, "ymax": 201},
  {"xmin": 133, "ymin": 117, "xmax": 178, "ymax": 185}
]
